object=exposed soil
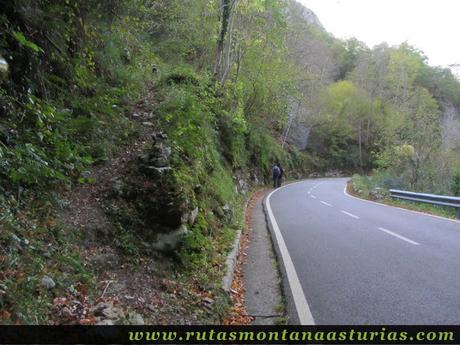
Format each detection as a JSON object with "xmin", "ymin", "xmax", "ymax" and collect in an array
[{"xmin": 57, "ymin": 89, "xmax": 157, "ymax": 237}]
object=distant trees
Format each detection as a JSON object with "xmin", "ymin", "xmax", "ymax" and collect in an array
[
  {"xmin": 307, "ymin": 81, "xmax": 382, "ymax": 172},
  {"xmin": 302, "ymin": 35, "xmax": 460, "ymax": 194}
]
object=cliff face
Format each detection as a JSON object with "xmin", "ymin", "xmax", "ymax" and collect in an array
[
  {"xmin": 285, "ymin": 0, "xmax": 323, "ymax": 28},
  {"xmin": 441, "ymin": 101, "xmax": 460, "ymax": 150},
  {"xmin": 284, "ymin": 1, "xmax": 335, "ymax": 150}
]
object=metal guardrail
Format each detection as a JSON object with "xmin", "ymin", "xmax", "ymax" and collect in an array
[{"xmin": 389, "ymin": 189, "xmax": 460, "ymax": 219}]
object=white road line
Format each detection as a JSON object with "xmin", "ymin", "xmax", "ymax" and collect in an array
[
  {"xmin": 320, "ymin": 201, "xmax": 332, "ymax": 207},
  {"xmin": 310, "ymin": 195, "xmax": 317, "ymax": 199},
  {"xmin": 311, "ymin": 182, "xmax": 324, "ymax": 191},
  {"xmin": 378, "ymin": 227, "xmax": 420, "ymax": 246},
  {"xmin": 341, "ymin": 210, "xmax": 360, "ymax": 219},
  {"xmin": 307, "ymin": 182, "xmax": 324, "ymax": 195},
  {"xmin": 266, "ymin": 183, "xmax": 315, "ymax": 325},
  {"xmin": 343, "ymin": 183, "xmax": 460, "ymax": 224}
]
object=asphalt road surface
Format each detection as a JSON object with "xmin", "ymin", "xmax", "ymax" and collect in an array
[{"xmin": 266, "ymin": 178, "xmax": 460, "ymax": 324}]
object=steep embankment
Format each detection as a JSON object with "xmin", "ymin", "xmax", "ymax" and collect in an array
[{"xmin": 0, "ymin": 0, "xmax": 317, "ymax": 324}]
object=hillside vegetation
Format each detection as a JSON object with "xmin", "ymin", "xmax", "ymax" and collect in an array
[{"xmin": 0, "ymin": 0, "xmax": 459, "ymax": 324}]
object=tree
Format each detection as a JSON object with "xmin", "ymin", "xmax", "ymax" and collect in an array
[
  {"xmin": 214, "ymin": 0, "xmax": 239, "ymax": 84},
  {"xmin": 308, "ymin": 81, "xmax": 382, "ymax": 171}
]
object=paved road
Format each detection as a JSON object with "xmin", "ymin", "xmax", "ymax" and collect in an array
[{"xmin": 267, "ymin": 178, "xmax": 460, "ymax": 324}]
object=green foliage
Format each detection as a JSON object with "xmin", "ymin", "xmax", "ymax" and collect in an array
[
  {"xmin": 308, "ymin": 81, "xmax": 382, "ymax": 171},
  {"xmin": 12, "ymin": 31, "xmax": 44, "ymax": 53},
  {"xmin": 7, "ymin": 143, "xmax": 66, "ymax": 185},
  {"xmin": 0, "ymin": 0, "xmax": 154, "ymax": 192},
  {"xmin": 417, "ymin": 65, "xmax": 460, "ymax": 107},
  {"xmin": 454, "ymin": 172, "xmax": 460, "ymax": 196},
  {"xmin": 0, "ymin": 0, "xmax": 159, "ymax": 323},
  {"xmin": 155, "ymin": 69, "xmax": 244, "ymax": 270},
  {"xmin": 216, "ymin": 82, "xmax": 248, "ymax": 167},
  {"xmin": 352, "ymin": 172, "xmax": 402, "ymax": 198},
  {"xmin": 351, "ymin": 174, "xmax": 372, "ymax": 198},
  {"xmin": 0, "ymin": 200, "xmax": 94, "ymax": 324},
  {"xmin": 385, "ymin": 44, "xmax": 423, "ymax": 101},
  {"xmin": 246, "ymin": 124, "xmax": 286, "ymax": 176},
  {"xmin": 307, "ymin": 38, "xmax": 460, "ymax": 195},
  {"xmin": 159, "ymin": 68, "xmax": 217, "ymax": 167},
  {"xmin": 335, "ymin": 38, "xmax": 369, "ymax": 80},
  {"xmin": 351, "ymin": 173, "xmax": 457, "ymax": 219},
  {"xmin": 391, "ymin": 198, "xmax": 457, "ymax": 219},
  {"xmin": 2, "ymin": 0, "xmax": 459, "ymax": 324}
]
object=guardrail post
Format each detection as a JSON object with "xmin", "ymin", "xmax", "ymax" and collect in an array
[{"xmin": 457, "ymin": 208, "xmax": 460, "ymax": 220}]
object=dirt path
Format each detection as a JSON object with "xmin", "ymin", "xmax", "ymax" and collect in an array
[{"xmin": 57, "ymin": 90, "xmax": 157, "ymax": 237}]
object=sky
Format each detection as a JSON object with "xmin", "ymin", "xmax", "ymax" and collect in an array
[{"xmin": 298, "ymin": 0, "xmax": 460, "ymax": 70}]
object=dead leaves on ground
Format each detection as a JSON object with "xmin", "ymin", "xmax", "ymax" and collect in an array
[{"xmin": 224, "ymin": 189, "xmax": 267, "ymax": 325}]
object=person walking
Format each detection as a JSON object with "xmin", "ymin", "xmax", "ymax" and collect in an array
[
  {"xmin": 272, "ymin": 163, "xmax": 281, "ymax": 188},
  {"xmin": 276, "ymin": 162, "xmax": 284, "ymax": 187},
  {"xmin": 272, "ymin": 162, "xmax": 285, "ymax": 188}
]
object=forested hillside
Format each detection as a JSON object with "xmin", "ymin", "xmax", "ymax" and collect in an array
[
  {"xmin": 284, "ymin": 3, "xmax": 460, "ymax": 194},
  {"xmin": 0, "ymin": 0, "xmax": 459, "ymax": 324}
]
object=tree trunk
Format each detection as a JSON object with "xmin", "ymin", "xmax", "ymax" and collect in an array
[
  {"xmin": 214, "ymin": 0, "xmax": 238, "ymax": 84},
  {"xmin": 220, "ymin": 0, "xmax": 238, "ymax": 84}
]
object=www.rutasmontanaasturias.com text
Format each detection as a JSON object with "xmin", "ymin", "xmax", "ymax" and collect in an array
[{"xmin": 128, "ymin": 328, "xmax": 455, "ymax": 343}]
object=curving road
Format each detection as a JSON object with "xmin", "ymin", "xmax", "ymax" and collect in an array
[{"xmin": 266, "ymin": 178, "xmax": 460, "ymax": 324}]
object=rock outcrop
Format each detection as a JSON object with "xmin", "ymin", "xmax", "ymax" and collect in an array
[
  {"xmin": 108, "ymin": 131, "xmax": 195, "ymax": 251},
  {"xmin": 286, "ymin": 0, "xmax": 323, "ymax": 28},
  {"xmin": 0, "ymin": 56, "xmax": 8, "ymax": 83}
]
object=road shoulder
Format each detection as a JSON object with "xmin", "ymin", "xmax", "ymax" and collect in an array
[{"xmin": 243, "ymin": 191, "xmax": 287, "ymax": 325}]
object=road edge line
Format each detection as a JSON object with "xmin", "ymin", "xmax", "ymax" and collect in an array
[
  {"xmin": 343, "ymin": 183, "xmax": 460, "ymax": 224},
  {"xmin": 264, "ymin": 182, "xmax": 315, "ymax": 325}
]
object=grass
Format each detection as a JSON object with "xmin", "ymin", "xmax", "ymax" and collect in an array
[{"xmin": 381, "ymin": 198, "xmax": 457, "ymax": 220}]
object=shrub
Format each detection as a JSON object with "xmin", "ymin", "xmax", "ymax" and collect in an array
[{"xmin": 454, "ymin": 171, "xmax": 460, "ymax": 196}]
